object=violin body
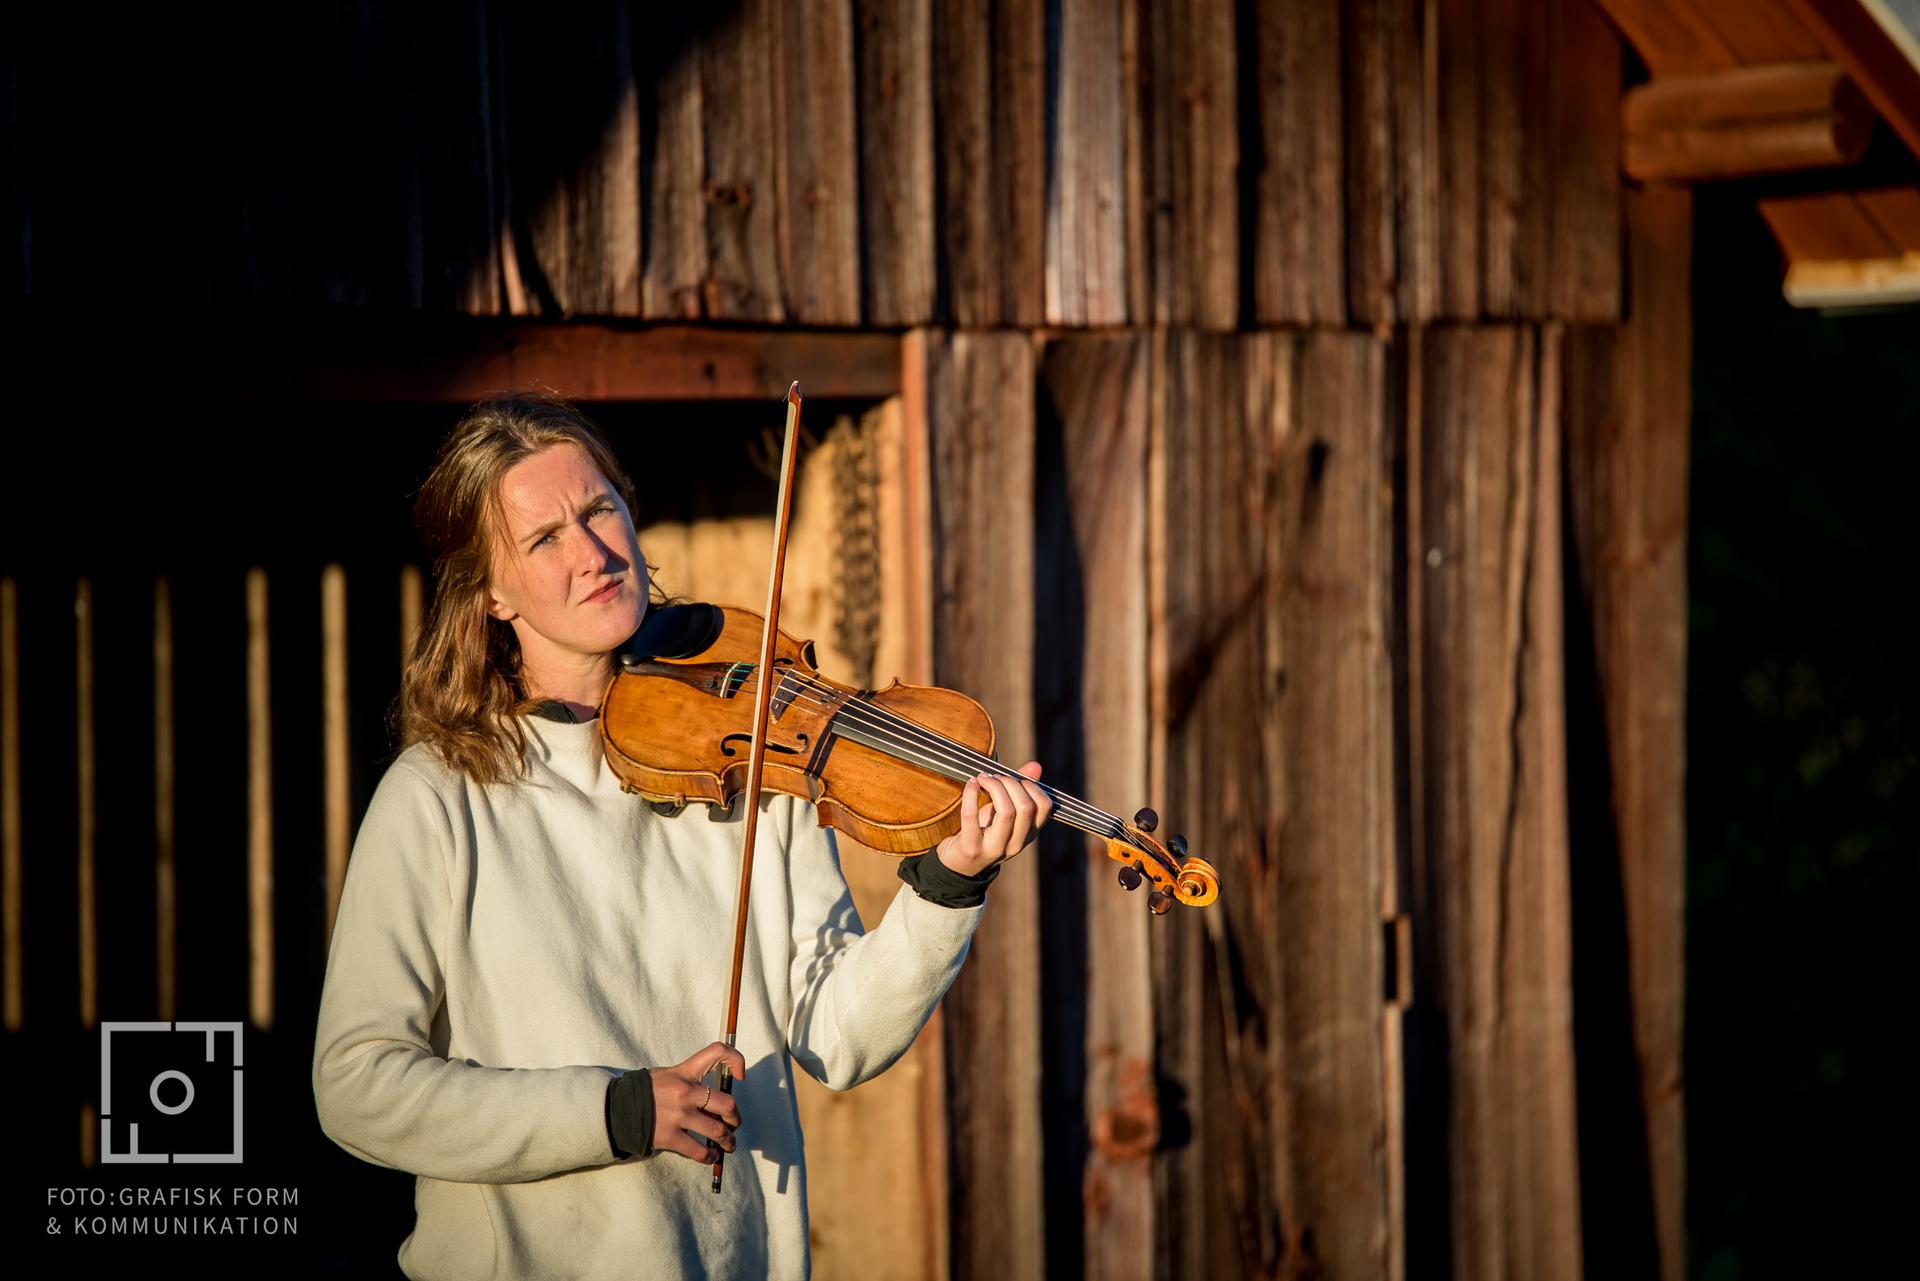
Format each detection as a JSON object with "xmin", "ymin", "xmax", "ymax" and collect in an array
[
  {"xmin": 601, "ymin": 604, "xmax": 993, "ymax": 855},
  {"xmin": 599, "ymin": 603, "xmax": 1220, "ymax": 910}
]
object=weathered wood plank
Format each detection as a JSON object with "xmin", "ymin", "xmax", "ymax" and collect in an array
[
  {"xmin": 1253, "ymin": 0, "xmax": 1346, "ymax": 325},
  {"xmin": 1047, "ymin": 0, "xmax": 1131, "ymax": 325},
  {"xmin": 1253, "ymin": 330, "xmax": 1398, "ymax": 1280},
  {"xmin": 1347, "ymin": 0, "xmax": 1436, "ymax": 325},
  {"xmin": 924, "ymin": 330, "xmax": 1044, "ymax": 1281},
  {"xmin": 640, "ymin": 4, "xmax": 709, "ymax": 318},
  {"xmin": 1412, "ymin": 325, "xmax": 1583, "ymax": 1281},
  {"xmin": 1168, "ymin": 0, "xmax": 1240, "ymax": 329},
  {"xmin": 497, "ymin": 1, "xmax": 640, "ymax": 316},
  {"xmin": 1156, "ymin": 332, "xmax": 1397, "ymax": 1278},
  {"xmin": 1550, "ymin": 0, "xmax": 1624, "ymax": 321},
  {"xmin": 1480, "ymin": 0, "xmax": 1553, "ymax": 318},
  {"xmin": 1433, "ymin": 0, "xmax": 1622, "ymax": 320},
  {"xmin": 1037, "ymin": 334, "xmax": 1154, "ymax": 1278},
  {"xmin": 1563, "ymin": 184, "xmax": 1691, "ymax": 1281},
  {"xmin": 856, "ymin": 0, "xmax": 937, "ymax": 324},
  {"xmin": 1434, "ymin": 0, "xmax": 1484, "ymax": 317},
  {"xmin": 1154, "ymin": 331, "xmax": 1243, "ymax": 1281},
  {"xmin": 699, "ymin": 0, "xmax": 784, "ymax": 320},
  {"xmin": 933, "ymin": 0, "xmax": 1045, "ymax": 326},
  {"xmin": 772, "ymin": 0, "xmax": 860, "ymax": 324}
]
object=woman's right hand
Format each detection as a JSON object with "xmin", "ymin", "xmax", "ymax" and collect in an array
[{"xmin": 652, "ymin": 1041, "xmax": 744, "ymax": 1164}]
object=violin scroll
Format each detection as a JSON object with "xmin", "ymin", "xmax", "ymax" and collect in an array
[{"xmin": 1100, "ymin": 817, "xmax": 1220, "ymax": 911}]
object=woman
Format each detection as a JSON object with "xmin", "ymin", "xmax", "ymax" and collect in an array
[{"xmin": 312, "ymin": 392, "xmax": 1051, "ymax": 1280}]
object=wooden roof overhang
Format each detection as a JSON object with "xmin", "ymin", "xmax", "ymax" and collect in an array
[{"xmin": 1598, "ymin": 0, "xmax": 1920, "ymax": 307}]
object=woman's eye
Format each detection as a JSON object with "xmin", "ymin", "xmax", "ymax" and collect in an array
[{"xmin": 531, "ymin": 532, "xmax": 554, "ymax": 549}]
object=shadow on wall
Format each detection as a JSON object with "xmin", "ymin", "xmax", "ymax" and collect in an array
[{"xmin": 6, "ymin": 1, "xmax": 740, "ymax": 310}]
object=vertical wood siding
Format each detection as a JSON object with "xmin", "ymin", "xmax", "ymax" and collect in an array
[{"xmin": 11, "ymin": 1, "xmax": 1621, "ymax": 326}]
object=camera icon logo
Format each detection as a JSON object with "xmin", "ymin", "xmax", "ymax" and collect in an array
[{"xmin": 100, "ymin": 1021, "xmax": 244, "ymax": 1164}]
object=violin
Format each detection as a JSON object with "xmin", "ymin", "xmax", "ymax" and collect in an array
[{"xmin": 597, "ymin": 601, "xmax": 1221, "ymax": 914}]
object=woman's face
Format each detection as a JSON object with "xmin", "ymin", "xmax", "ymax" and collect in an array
[{"xmin": 485, "ymin": 443, "xmax": 648, "ymax": 667}]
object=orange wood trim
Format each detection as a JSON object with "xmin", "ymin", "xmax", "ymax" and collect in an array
[
  {"xmin": 229, "ymin": 322, "xmax": 903, "ymax": 403},
  {"xmin": 1789, "ymin": 0, "xmax": 1920, "ymax": 158}
]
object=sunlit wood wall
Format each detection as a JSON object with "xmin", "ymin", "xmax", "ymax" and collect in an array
[{"xmin": 1, "ymin": 1, "xmax": 1692, "ymax": 1280}]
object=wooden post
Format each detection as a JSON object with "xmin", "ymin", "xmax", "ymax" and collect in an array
[
  {"xmin": 323, "ymin": 566, "xmax": 350, "ymax": 942},
  {"xmin": 1563, "ymin": 184, "xmax": 1692, "ymax": 1281},
  {"xmin": 1410, "ymin": 325, "xmax": 1583, "ymax": 1281},
  {"xmin": 247, "ymin": 569, "xmax": 274, "ymax": 1030},
  {"xmin": 1037, "ymin": 333, "xmax": 1155, "ymax": 1278},
  {"xmin": 923, "ymin": 329, "xmax": 1044, "ymax": 1280}
]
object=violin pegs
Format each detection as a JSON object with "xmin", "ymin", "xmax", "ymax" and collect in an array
[
  {"xmin": 1133, "ymin": 807, "xmax": 1158, "ymax": 834},
  {"xmin": 1147, "ymin": 890, "xmax": 1174, "ymax": 916},
  {"xmin": 1169, "ymin": 833, "xmax": 1188, "ymax": 859},
  {"xmin": 1118, "ymin": 862, "xmax": 1144, "ymax": 891}
]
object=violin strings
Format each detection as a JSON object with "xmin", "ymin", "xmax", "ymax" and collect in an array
[
  {"xmin": 714, "ymin": 667, "xmax": 1125, "ymax": 837},
  {"xmin": 659, "ymin": 662, "xmax": 1175, "ymax": 873}
]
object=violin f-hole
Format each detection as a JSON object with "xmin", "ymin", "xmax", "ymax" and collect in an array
[{"xmin": 720, "ymin": 732, "xmax": 809, "ymax": 758}]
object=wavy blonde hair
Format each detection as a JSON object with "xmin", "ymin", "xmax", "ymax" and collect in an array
[{"xmin": 399, "ymin": 391, "xmax": 642, "ymax": 786}]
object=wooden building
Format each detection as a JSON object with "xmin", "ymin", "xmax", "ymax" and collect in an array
[{"xmin": 4, "ymin": 1, "xmax": 1917, "ymax": 1278}]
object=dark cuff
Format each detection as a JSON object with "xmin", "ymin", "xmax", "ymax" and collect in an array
[
  {"xmin": 898, "ymin": 851, "xmax": 1000, "ymax": 908},
  {"xmin": 606, "ymin": 1069, "xmax": 655, "ymax": 1161}
]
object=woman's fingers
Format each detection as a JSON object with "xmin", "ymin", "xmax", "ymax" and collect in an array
[
  {"xmin": 661, "ymin": 1128, "xmax": 717, "ymax": 1164},
  {"xmin": 959, "ymin": 774, "xmax": 983, "ymax": 843},
  {"xmin": 1016, "ymin": 762, "xmax": 1054, "ymax": 832},
  {"xmin": 703, "ymin": 1089, "xmax": 741, "ymax": 1129},
  {"xmin": 680, "ymin": 1041, "xmax": 745, "ymax": 1084},
  {"xmin": 650, "ymin": 1041, "xmax": 748, "ymax": 1163},
  {"xmin": 680, "ymin": 1109, "xmax": 736, "ymax": 1151}
]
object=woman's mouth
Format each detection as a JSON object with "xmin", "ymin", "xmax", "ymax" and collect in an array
[{"xmin": 584, "ymin": 579, "xmax": 621, "ymax": 603}]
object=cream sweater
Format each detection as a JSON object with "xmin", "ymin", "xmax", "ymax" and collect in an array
[{"xmin": 312, "ymin": 713, "xmax": 984, "ymax": 1280}]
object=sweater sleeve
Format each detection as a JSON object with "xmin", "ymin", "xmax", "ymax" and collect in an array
[
  {"xmin": 311, "ymin": 758, "xmax": 620, "ymax": 1183},
  {"xmin": 783, "ymin": 799, "xmax": 985, "ymax": 1091}
]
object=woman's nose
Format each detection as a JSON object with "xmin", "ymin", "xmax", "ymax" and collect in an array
[{"xmin": 575, "ymin": 528, "xmax": 608, "ymax": 571}]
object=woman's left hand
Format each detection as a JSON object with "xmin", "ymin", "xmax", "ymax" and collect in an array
[{"xmin": 934, "ymin": 761, "xmax": 1054, "ymax": 878}]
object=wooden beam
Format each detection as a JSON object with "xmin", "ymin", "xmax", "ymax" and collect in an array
[
  {"xmin": 1624, "ymin": 62, "xmax": 1873, "ymax": 180},
  {"xmin": 1688, "ymin": 0, "xmax": 1828, "ymax": 63},
  {"xmin": 223, "ymin": 322, "xmax": 903, "ymax": 402},
  {"xmin": 1592, "ymin": 0, "xmax": 1742, "ymax": 74},
  {"xmin": 1789, "ymin": 0, "xmax": 1920, "ymax": 160},
  {"xmin": 1760, "ymin": 188, "xmax": 1903, "ymax": 258},
  {"xmin": 1761, "ymin": 186, "xmax": 1920, "ymax": 302}
]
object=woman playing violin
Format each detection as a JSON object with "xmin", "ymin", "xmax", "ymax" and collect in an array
[{"xmin": 311, "ymin": 391, "xmax": 1053, "ymax": 1280}]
